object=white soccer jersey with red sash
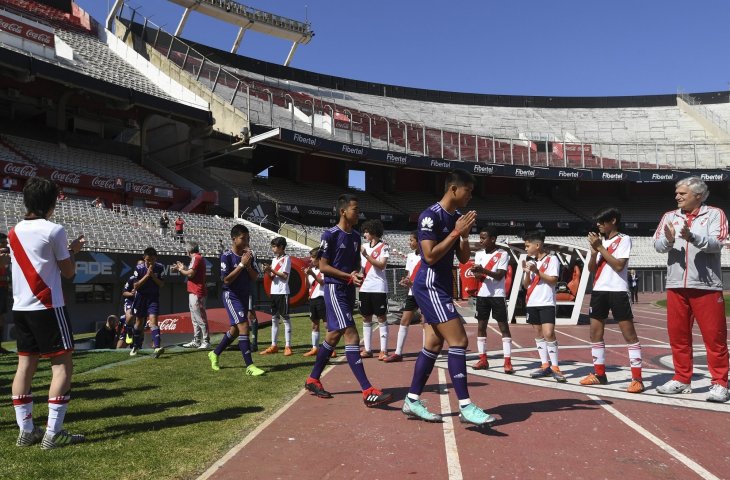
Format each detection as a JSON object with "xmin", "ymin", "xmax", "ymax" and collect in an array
[
  {"xmin": 8, "ymin": 219, "xmax": 70, "ymax": 311},
  {"xmin": 405, "ymin": 252, "xmax": 421, "ymax": 296},
  {"xmin": 475, "ymin": 248, "xmax": 509, "ymax": 298},
  {"xmin": 360, "ymin": 240, "xmax": 389, "ymax": 293},
  {"xmin": 270, "ymin": 254, "xmax": 291, "ymax": 295},
  {"xmin": 593, "ymin": 233, "xmax": 631, "ymax": 292},
  {"xmin": 308, "ymin": 266, "xmax": 324, "ymax": 299},
  {"xmin": 525, "ymin": 254, "xmax": 559, "ymax": 307}
]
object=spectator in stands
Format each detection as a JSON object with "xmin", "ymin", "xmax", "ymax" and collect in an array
[
  {"xmin": 217, "ymin": 239, "xmax": 225, "ymax": 256},
  {"xmin": 92, "ymin": 197, "xmax": 104, "ymax": 209},
  {"xmin": 56, "ymin": 190, "xmax": 67, "ymax": 202},
  {"xmin": 10, "ymin": 176, "xmax": 86, "ymax": 448},
  {"xmin": 629, "ymin": 269, "xmax": 639, "ymax": 304},
  {"xmin": 175, "ymin": 241, "xmax": 210, "ymax": 349},
  {"xmin": 359, "ymin": 219, "xmax": 391, "ymax": 360},
  {"xmin": 0, "ymin": 233, "xmax": 9, "ymax": 354},
  {"xmin": 2, "ymin": 176, "xmax": 12, "ymax": 191},
  {"xmin": 654, "ymin": 176, "xmax": 729, "ymax": 403},
  {"xmin": 175, "ymin": 215, "xmax": 185, "ymax": 243},
  {"xmin": 95, "ymin": 315, "xmax": 119, "ymax": 349},
  {"xmin": 159, "ymin": 212, "xmax": 170, "ymax": 237}
]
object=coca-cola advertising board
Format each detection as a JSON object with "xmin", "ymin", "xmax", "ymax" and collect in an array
[
  {"xmin": 1, "ymin": 158, "xmax": 119, "ymax": 191},
  {"xmin": 0, "ymin": 13, "xmax": 55, "ymax": 47}
]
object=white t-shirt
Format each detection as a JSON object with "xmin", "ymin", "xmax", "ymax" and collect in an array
[
  {"xmin": 404, "ymin": 252, "xmax": 421, "ymax": 296},
  {"xmin": 360, "ymin": 241, "xmax": 389, "ymax": 293},
  {"xmin": 474, "ymin": 248, "xmax": 509, "ymax": 298},
  {"xmin": 270, "ymin": 255, "xmax": 291, "ymax": 295},
  {"xmin": 307, "ymin": 266, "xmax": 323, "ymax": 299},
  {"xmin": 9, "ymin": 218, "xmax": 70, "ymax": 310},
  {"xmin": 526, "ymin": 254, "xmax": 559, "ymax": 307},
  {"xmin": 593, "ymin": 234, "xmax": 631, "ymax": 292}
]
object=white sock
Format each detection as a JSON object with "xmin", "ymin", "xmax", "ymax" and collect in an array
[
  {"xmin": 535, "ymin": 338, "xmax": 549, "ymax": 364},
  {"xmin": 547, "ymin": 340, "xmax": 559, "ymax": 367},
  {"xmin": 477, "ymin": 336, "xmax": 487, "ymax": 355},
  {"xmin": 591, "ymin": 341, "xmax": 606, "ymax": 368},
  {"xmin": 12, "ymin": 394, "xmax": 33, "ymax": 431},
  {"xmin": 271, "ymin": 316, "xmax": 279, "ymax": 346},
  {"xmin": 283, "ymin": 317, "xmax": 292, "ymax": 347},
  {"xmin": 407, "ymin": 392, "xmax": 419, "ymax": 401},
  {"xmin": 47, "ymin": 395, "xmax": 70, "ymax": 434},
  {"xmin": 379, "ymin": 323, "xmax": 388, "ymax": 352},
  {"xmin": 458, "ymin": 398, "xmax": 472, "ymax": 407},
  {"xmin": 395, "ymin": 325, "xmax": 409, "ymax": 355},
  {"xmin": 502, "ymin": 337, "xmax": 512, "ymax": 358},
  {"xmin": 363, "ymin": 323, "xmax": 373, "ymax": 352},
  {"xmin": 311, "ymin": 331, "xmax": 320, "ymax": 348}
]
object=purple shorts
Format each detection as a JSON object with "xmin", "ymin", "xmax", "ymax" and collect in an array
[
  {"xmin": 222, "ymin": 290, "xmax": 248, "ymax": 326},
  {"xmin": 323, "ymin": 283, "xmax": 356, "ymax": 331},
  {"xmin": 132, "ymin": 295, "xmax": 159, "ymax": 318}
]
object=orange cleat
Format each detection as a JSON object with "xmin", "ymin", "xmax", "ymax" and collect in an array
[
  {"xmin": 303, "ymin": 347, "xmax": 318, "ymax": 357},
  {"xmin": 284, "ymin": 346, "xmax": 293, "ymax": 356},
  {"xmin": 503, "ymin": 357, "xmax": 514, "ymax": 374},
  {"xmin": 330, "ymin": 349, "xmax": 337, "ymax": 358},
  {"xmin": 627, "ymin": 379, "xmax": 645, "ymax": 394},
  {"xmin": 260, "ymin": 345, "xmax": 279, "ymax": 355},
  {"xmin": 579, "ymin": 373, "xmax": 608, "ymax": 385},
  {"xmin": 472, "ymin": 355, "xmax": 489, "ymax": 370},
  {"xmin": 378, "ymin": 351, "xmax": 388, "ymax": 361},
  {"xmin": 362, "ymin": 387, "xmax": 393, "ymax": 408},
  {"xmin": 360, "ymin": 350, "xmax": 373, "ymax": 358},
  {"xmin": 383, "ymin": 353, "xmax": 403, "ymax": 363}
]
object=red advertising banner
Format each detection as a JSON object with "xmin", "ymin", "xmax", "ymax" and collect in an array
[
  {"xmin": 0, "ymin": 13, "xmax": 55, "ymax": 47},
  {"xmin": 565, "ymin": 144, "xmax": 592, "ymax": 157}
]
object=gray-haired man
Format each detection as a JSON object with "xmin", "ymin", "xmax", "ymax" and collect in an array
[{"xmin": 174, "ymin": 242, "xmax": 210, "ymax": 349}]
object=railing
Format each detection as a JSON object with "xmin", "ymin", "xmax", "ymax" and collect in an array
[
  {"xmin": 678, "ymin": 91, "xmax": 730, "ymax": 135},
  {"xmin": 120, "ymin": 5, "xmax": 730, "ymax": 171}
]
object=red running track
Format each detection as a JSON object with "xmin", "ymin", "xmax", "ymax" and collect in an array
[{"xmin": 199, "ymin": 293, "xmax": 730, "ymax": 480}]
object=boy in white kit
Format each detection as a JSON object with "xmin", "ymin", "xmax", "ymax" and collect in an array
[
  {"xmin": 359, "ymin": 220, "xmax": 391, "ymax": 360},
  {"xmin": 261, "ymin": 237, "xmax": 292, "ymax": 356},
  {"xmin": 384, "ymin": 231, "xmax": 421, "ymax": 363}
]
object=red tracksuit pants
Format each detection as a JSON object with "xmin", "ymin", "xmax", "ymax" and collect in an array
[{"xmin": 666, "ymin": 288, "xmax": 728, "ymax": 387}]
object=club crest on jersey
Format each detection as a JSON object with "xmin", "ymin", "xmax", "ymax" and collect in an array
[
  {"xmin": 320, "ymin": 240, "xmax": 328, "ymax": 251},
  {"xmin": 421, "ymin": 217, "xmax": 434, "ymax": 231},
  {"xmin": 221, "ymin": 262, "xmax": 227, "ymax": 271}
]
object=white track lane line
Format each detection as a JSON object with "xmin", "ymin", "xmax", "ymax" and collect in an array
[
  {"xmin": 605, "ymin": 326, "xmax": 670, "ymax": 345},
  {"xmin": 438, "ymin": 368, "xmax": 463, "ymax": 480},
  {"xmin": 488, "ymin": 325, "xmax": 523, "ymax": 348},
  {"xmin": 554, "ymin": 329, "xmax": 591, "ymax": 344},
  {"xmin": 588, "ymin": 395, "xmax": 720, "ymax": 480},
  {"xmin": 637, "ymin": 322, "xmax": 705, "ymax": 338}
]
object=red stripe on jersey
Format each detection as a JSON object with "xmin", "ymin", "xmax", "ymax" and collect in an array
[
  {"xmin": 409, "ymin": 259, "xmax": 422, "ymax": 283},
  {"xmin": 593, "ymin": 236, "xmax": 623, "ymax": 287},
  {"xmin": 363, "ymin": 243, "xmax": 385, "ymax": 277},
  {"xmin": 525, "ymin": 256, "xmax": 550, "ymax": 304},
  {"xmin": 8, "ymin": 228, "xmax": 53, "ymax": 309}
]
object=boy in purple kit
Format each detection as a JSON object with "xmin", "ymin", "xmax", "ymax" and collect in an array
[
  {"xmin": 304, "ymin": 194, "xmax": 393, "ymax": 407},
  {"xmin": 402, "ymin": 170, "xmax": 495, "ymax": 426},
  {"xmin": 208, "ymin": 225, "xmax": 265, "ymax": 376},
  {"xmin": 130, "ymin": 248, "xmax": 165, "ymax": 358}
]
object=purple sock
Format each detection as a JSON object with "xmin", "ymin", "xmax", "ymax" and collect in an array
[
  {"xmin": 238, "ymin": 335, "xmax": 252, "ymax": 366},
  {"xmin": 408, "ymin": 348, "xmax": 439, "ymax": 396},
  {"xmin": 309, "ymin": 341, "xmax": 333, "ymax": 380},
  {"xmin": 151, "ymin": 327, "xmax": 161, "ymax": 348},
  {"xmin": 133, "ymin": 327, "xmax": 143, "ymax": 348},
  {"xmin": 447, "ymin": 347, "xmax": 469, "ymax": 400},
  {"xmin": 345, "ymin": 344, "xmax": 372, "ymax": 391},
  {"xmin": 214, "ymin": 332, "xmax": 234, "ymax": 356}
]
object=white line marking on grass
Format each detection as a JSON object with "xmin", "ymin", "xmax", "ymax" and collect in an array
[
  {"xmin": 197, "ymin": 365, "xmax": 335, "ymax": 480},
  {"xmin": 488, "ymin": 325, "xmax": 523, "ymax": 348},
  {"xmin": 438, "ymin": 368, "xmax": 463, "ymax": 480},
  {"xmin": 588, "ymin": 395, "xmax": 721, "ymax": 480}
]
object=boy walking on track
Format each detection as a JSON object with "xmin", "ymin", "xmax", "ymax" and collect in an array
[
  {"xmin": 9, "ymin": 177, "xmax": 86, "ymax": 448},
  {"xmin": 359, "ymin": 219, "xmax": 390, "ymax": 360},
  {"xmin": 304, "ymin": 194, "xmax": 393, "ymax": 407},
  {"xmin": 384, "ymin": 231, "xmax": 421, "ymax": 363},
  {"xmin": 402, "ymin": 170, "xmax": 495, "ymax": 426}
]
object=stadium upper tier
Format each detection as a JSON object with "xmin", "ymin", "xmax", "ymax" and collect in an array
[{"xmin": 127, "ymin": 18, "xmax": 730, "ymax": 170}]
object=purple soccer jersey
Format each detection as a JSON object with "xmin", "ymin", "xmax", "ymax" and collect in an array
[
  {"xmin": 220, "ymin": 250, "xmax": 260, "ymax": 300},
  {"xmin": 122, "ymin": 275, "xmax": 134, "ymax": 310},
  {"xmin": 318, "ymin": 226, "xmax": 361, "ymax": 285},
  {"xmin": 133, "ymin": 262, "xmax": 165, "ymax": 299}
]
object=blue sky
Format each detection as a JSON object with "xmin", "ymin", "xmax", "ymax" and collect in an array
[{"xmin": 79, "ymin": 0, "xmax": 730, "ymax": 97}]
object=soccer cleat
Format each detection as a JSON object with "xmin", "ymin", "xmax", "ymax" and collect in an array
[
  {"xmin": 305, "ymin": 378, "xmax": 332, "ymax": 398},
  {"xmin": 550, "ymin": 366, "xmax": 567, "ymax": 383},
  {"xmin": 503, "ymin": 357, "xmax": 514, "ymax": 374},
  {"xmin": 472, "ymin": 356, "xmax": 489, "ymax": 370},
  {"xmin": 579, "ymin": 373, "xmax": 608, "ymax": 386},
  {"xmin": 129, "ymin": 346, "xmax": 139, "ymax": 356},
  {"xmin": 530, "ymin": 364, "xmax": 552, "ymax": 378},
  {"xmin": 363, "ymin": 387, "xmax": 393, "ymax": 408},
  {"xmin": 303, "ymin": 347, "xmax": 318, "ymax": 357},
  {"xmin": 459, "ymin": 403, "xmax": 496, "ymax": 426},
  {"xmin": 125, "ymin": 331, "xmax": 133, "ymax": 345},
  {"xmin": 41, "ymin": 430, "xmax": 85, "ymax": 449},
  {"xmin": 16, "ymin": 427, "xmax": 44, "ymax": 447},
  {"xmin": 657, "ymin": 379, "xmax": 692, "ymax": 395},
  {"xmin": 152, "ymin": 347, "xmax": 165, "ymax": 359},
  {"xmin": 245, "ymin": 364, "xmax": 265, "ymax": 376},
  {"xmin": 208, "ymin": 351, "xmax": 220, "ymax": 371},
  {"xmin": 627, "ymin": 379, "xmax": 645, "ymax": 394},
  {"xmin": 378, "ymin": 351, "xmax": 388, "ymax": 361},
  {"xmin": 706, "ymin": 383, "xmax": 730, "ymax": 403},
  {"xmin": 260, "ymin": 345, "xmax": 279, "ymax": 355},
  {"xmin": 198, "ymin": 342, "xmax": 211, "ymax": 349},
  {"xmin": 330, "ymin": 349, "xmax": 337, "ymax": 358},
  {"xmin": 284, "ymin": 346, "xmax": 293, "ymax": 356},
  {"xmin": 360, "ymin": 350, "xmax": 373, "ymax": 358},
  {"xmin": 182, "ymin": 341, "xmax": 199, "ymax": 348},
  {"xmin": 383, "ymin": 353, "xmax": 403, "ymax": 363},
  {"xmin": 402, "ymin": 397, "xmax": 442, "ymax": 422}
]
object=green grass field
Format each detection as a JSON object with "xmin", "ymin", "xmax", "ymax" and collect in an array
[
  {"xmin": 0, "ymin": 314, "xmax": 345, "ymax": 480},
  {"xmin": 655, "ymin": 296, "xmax": 730, "ymax": 316}
]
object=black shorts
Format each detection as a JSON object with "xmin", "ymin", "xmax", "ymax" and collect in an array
[
  {"xmin": 590, "ymin": 291, "xmax": 633, "ymax": 321},
  {"xmin": 359, "ymin": 292, "xmax": 388, "ymax": 316},
  {"xmin": 475, "ymin": 296, "xmax": 508, "ymax": 323},
  {"xmin": 0, "ymin": 287, "xmax": 7, "ymax": 314},
  {"xmin": 526, "ymin": 306, "xmax": 556, "ymax": 325},
  {"xmin": 270, "ymin": 294, "xmax": 289, "ymax": 317},
  {"xmin": 14, "ymin": 307, "xmax": 74, "ymax": 357},
  {"xmin": 403, "ymin": 295, "xmax": 418, "ymax": 312},
  {"xmin": 309, "ymin": 297, "xmax": 326, "ymax": 321}
]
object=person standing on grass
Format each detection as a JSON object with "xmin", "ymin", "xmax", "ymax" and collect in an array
[
  {"xmin": 176, "ymin": 242, "xmax": 210, "ymax": 350},
  {"xmin": 580, "ymin": 207, "xmax": 644, "ymax": 394},
  {"xmin": 654, "ymin": 176, "xmax": 729, "ymax": 403},
  {"xmin": 384, "ymin": 231, "xmax": 421, "ymax": 363},
  {"xmin": 130, "ymin": 248, "xmax": 165, "ymax": 358},
  {"xmin": 402, "ymin": 170, "xmax": 494, "ymax": 426},
  {"xmin": 359, "ymin": 219, "xmax": 391, "ymax": 360},
  {"xmin": 304, "ymin": 194, "xmax": 393, "ymax": 407},
  {"xmin": 629, "ymin": 269, "xmax": 639, "ymax": 304},
  {"xmin": 208, "ymin": 224, "xmax": 265, "ymax": 376},
  {"xmin": 9, "ymin": 176, "xmax": 86, "ymax": 448},
  {"xmin": 0, "ymin": 232, "xmax": 10, "ymax": 354},
  {"xmin": 471, "ymin": 226, "xmax": 514, "ymax": 374},
  {"xmin": 261, "ymin": 237, "xmax": 292, "ymax": 356},
  {"xmin": 303, "ymin": 247, "xmax": 326, "ymax": 357}
]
